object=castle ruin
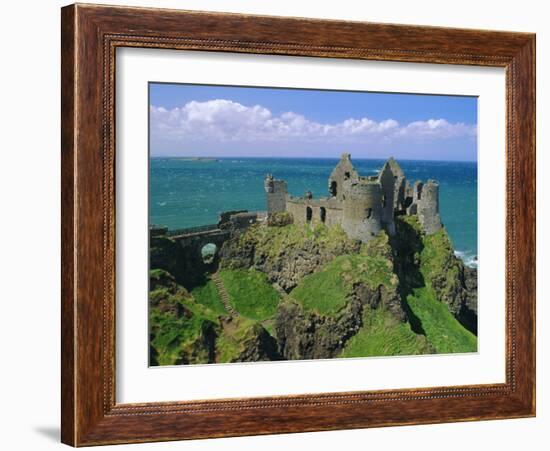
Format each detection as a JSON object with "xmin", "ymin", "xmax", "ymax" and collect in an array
[{"xmin": 264, "ymin": 153, "xmax": 441, "ymax": 243}]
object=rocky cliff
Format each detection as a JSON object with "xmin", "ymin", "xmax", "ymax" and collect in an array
[
  {"xmin": 219, "ymin": 223, "xmax": 361, "ymax": 292},
  {"xmin": 392, "ymin": 216, "xmax": 478, "ymax": 335},
  {"xmin": 150, "ymin": 217, "xmax": 477, "ymax": 365}
]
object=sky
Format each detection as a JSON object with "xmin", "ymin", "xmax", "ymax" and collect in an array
[{"xmin": 149, "ymin": 83, "xmax": 478, "ymax": 161}]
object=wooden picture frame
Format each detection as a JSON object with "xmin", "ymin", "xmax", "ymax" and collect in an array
[{"xmin": 61, "ymin": 3, "xmax": 535, "ymax": 446}]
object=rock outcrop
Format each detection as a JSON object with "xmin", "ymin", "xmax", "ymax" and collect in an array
[
  {"xmin": 220, "ymin": 223, "xmax": 361, "ymax": 292},
  {"xmin": 149, "ymin": 269, "xmax": 219, "ymax": 365},
  {"xmin": 275, "ymin": 297, "xmax": 364, "ymax": 360},
  {"xmin": 393, "ymin": 216, "xmax": 478, "ymax": 335},
  {"xmin": 232, "ymin": 324, "xmax": 281, "ymax": 362}
]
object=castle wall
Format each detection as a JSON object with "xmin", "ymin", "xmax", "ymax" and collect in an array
[
  {"xmin": 286, "ymin": 196, "xmax": 343, "ymax": 227},
  {"xmin": 378, "ymin": 162, "xmax": 396, "ymax": 236},
  {"xmin": 342, "ymin": 182, "xmax": 382, "ymax": 243}
]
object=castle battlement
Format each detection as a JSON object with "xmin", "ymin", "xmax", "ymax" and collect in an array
[{"xmin": 265, "ymin": 153, "xmax": 442, "ymax": 242}]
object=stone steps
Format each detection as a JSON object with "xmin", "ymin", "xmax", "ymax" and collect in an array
[{"xmin": 211, "ymin": 272, "xmax": 237, "ymax": 316}]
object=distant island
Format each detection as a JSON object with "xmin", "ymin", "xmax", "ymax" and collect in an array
[
  {"xmin": 173, "ymin": 157, "xmax": 219, "ymax": 162},
  {"xmin": 149, "ymin": 154, "xmax": 477, "ymax": 366}
]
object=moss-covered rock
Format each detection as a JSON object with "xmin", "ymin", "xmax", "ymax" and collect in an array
[
  {"xmin": 274, "ymin": 296, "xmax": 364, "ymax": 360},
  {"xmin": 420, "ymin": 228, "xmax": 478, "ymax": 333},
  {"xmin": 149, "ymin": 212, "xmax": 478, "ymax": 364},
  {"xmin": 220, "ymin": 223, "xmax": 360, "ymax": 292},
  {"xmin": 149, "ymin": 269, "xmax": 221, "ymax": 366},
  {"xmin": 275, "ymin": 234, "xmax": 407, "ymax": 361},
  {"xmin": 289, "ymin": 231, "xmax": 403, "ymax": 320},
  {"xmin": 267, "ymin": 211, "xmax": 293, "ymax": 227},
  {"xmin": 215, "ymin": 318, "xmax": 280, "ymax": 363},
  {"xmin": 393, "ymin": 215, "xmax": 478, "ymax": 336}
]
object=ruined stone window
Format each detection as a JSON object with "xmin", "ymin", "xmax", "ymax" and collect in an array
[
  {"xmin": 306, "ymin": 206, "xmax": 313, "ymax": 222},
  {"xmin": 344, "ymin": 172, "xmax": 351, "ymax": 180},
  {"xmin": 417, "ymin": 185, "xmax": 422, "ymax": 200},
  {"xmin": 365, "ymin": 208, "xmax": 372, "ymax": 219},
  {"xmin": 320, "ymin": 207, "xmax": 326, "ymax": 223},
  {"xmin": 329, "ymin": 181, "xmax": 337, "ymax": 196}
]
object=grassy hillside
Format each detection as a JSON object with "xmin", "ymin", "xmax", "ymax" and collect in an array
[
  {"xmin": 291, "ymin": 232, "xmax": 397, "ymax": 316},
  {"xmin": 219, "ymin": 269, "xmax": 281, "ymax": 320},
  {"xmin": 396, "ymin": 216, "xmax": 477, "ymax": 354},
  {"xmin": 406, "ymin": 287, "xmax": 476, "ymax": 353},
  {"xmin": 341, "ymin": 307, "xmax": 432, "ymax": 358}
]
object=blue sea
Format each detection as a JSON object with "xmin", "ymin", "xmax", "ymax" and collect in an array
[{"xmin": 150, "ymin": 157, "xmax": 478, "ymax": 267}]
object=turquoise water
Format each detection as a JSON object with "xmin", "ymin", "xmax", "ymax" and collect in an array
[{"xmin": 150, "ymin": 157, "xmax": 478, "ymax": 266}]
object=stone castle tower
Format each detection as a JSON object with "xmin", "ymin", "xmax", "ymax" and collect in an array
[
  {"xmin": 341, "ymin": 180, "xmax": 383, "ymax": 241},
  {"xmin": 265, "ymin": 154, "xmax": 441, "ymax": 243},
  {"xmin": 407, "ymin": 180, "xmax": 442, "ymax": 234},
  {"xmin": 264, "ymin": 174, "xmax": 287, "ymax": 214}
]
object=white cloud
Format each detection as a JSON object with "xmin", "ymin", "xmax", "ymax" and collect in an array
[
  {"xmin": 397, "ymin": 118, "xmax": 477, "ymax": 138},
  {"xmin": 150, "ymin": 99, "xmax": 476, "ymax": 144}
]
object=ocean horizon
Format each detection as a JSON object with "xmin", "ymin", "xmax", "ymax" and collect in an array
[{"xmin": 150, "ymin": 156, "xmax": 478, "ymax": 267}]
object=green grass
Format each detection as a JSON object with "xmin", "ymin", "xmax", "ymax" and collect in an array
[
  {"xmin": 290, "ymin": 249, "xmax": 397, "ymax": 316},
  {"xmin": 219, "ymin": 269, "xmax": 280, "ymax": 320},
  {"xmin": 191, "ymin": 279, "xmax": 226, "ymax": 316},
  {"xmin": 405, "ymin": 287, "xmax": 477, "ymax": 354},
  {"xmin": 340, "ymin": 307, "xmax": 432, "ymax": 358},
  {"xmin": 290, "ymin": 259, "xmax": 348, "ymax": 315},
  {"xmin": 420, "ymin": 228, "xmax": 455, "ymax": 279}
]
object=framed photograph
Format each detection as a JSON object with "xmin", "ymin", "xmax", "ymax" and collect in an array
[{"xmin": 61, "ymin": 3, "xmax": 535, "ymax": 446}]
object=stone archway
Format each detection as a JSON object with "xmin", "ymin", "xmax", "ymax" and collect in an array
[{"xmin": 200, "ymin": 243, "xmax": 217, "ymax": 264}]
